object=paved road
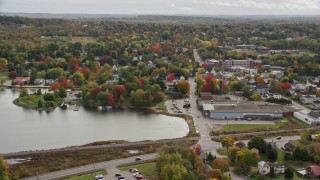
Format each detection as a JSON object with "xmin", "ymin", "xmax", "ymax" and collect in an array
[
  {"xmin": 193, "ymin": 49, "xmax": 204, "ymax": 65},
  {"xmin": 22, "ymin": 153, "xmax": 159, "ymax": 180}
]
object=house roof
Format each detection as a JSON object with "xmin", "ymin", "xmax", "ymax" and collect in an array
[
  {"xmin": 308, "ymin": 166, "xmax": 320, "ymax": 176},
  {"xmin": 308, "ymin": 111, "xmax": 320, "ymax": 119},
  {"xmin": 258, "ymin": 161, "xmax": 270, "ymax": 168},
  {"xmin": 269, "ymin": 162, "xmax": 286, "ymax": 168}
]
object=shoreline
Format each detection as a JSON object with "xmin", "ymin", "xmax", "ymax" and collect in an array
[{"xmin": 4, "ymin": 87, "xmax": 197, "ymax": 155}]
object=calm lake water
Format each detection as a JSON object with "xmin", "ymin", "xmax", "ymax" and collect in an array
[{"xmin": 0, "ymin": 88, "xmax": 188, "ymax": 153}]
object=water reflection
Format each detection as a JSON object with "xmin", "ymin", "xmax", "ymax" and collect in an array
[{"xmin": 0, "ymin": 89, "xmax": 188, "ymax": 153}]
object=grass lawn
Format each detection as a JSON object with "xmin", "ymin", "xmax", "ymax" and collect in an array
[
  {"xmin": 118, "ymin": 162, "xmax": 159, "ymax": 180},
  {"xmin": 157, "ymin": 101, "xmax": 167, "ymax": 112},
  {"xmin": 215, "ymin": 117, "xmax": 310, "ymax": 135},
  {"xmin": 63, "ymin": 170, "xmax": 107, "ymax": 180}
]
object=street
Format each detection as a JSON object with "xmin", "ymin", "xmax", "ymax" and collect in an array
[{"xmin": 22, "ymin": 153, "xmax": 158, "ymax": 180}]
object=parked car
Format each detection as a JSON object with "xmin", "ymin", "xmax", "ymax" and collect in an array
[
  {"xmin": 276, "ymin": 136, "xmax": 281, "ymax": 140},
  {"xmin": 133, "ymin": 172, "xmax": 142, "ymax": 177},
  {"xmin": 130, "ymin": 168, "xmax": 139, "ymax": 172},
  {"xmin": 95, "ymin": 174, "xmax": 104, "ymax": 180}
]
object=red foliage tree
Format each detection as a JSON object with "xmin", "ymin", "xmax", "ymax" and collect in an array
[
  {"xmin": 99, "ymin": 55, "xmax": 109, "ymax": 66},
  {"xmin": 166, "ymin": 73, "xmax": 174, "ymax": 82},
  {"xmin": 49, "ymin": 82, "xmax": 60, "ymax": 92},
  {"xmin": 256, "ymin": 76, "xmax": 265, "ymax": 85},
  {"xmin": 152, "ymin": 44, "xmax": 162, "ymax": 53},
  {"xmin": 279, "ymin": 82, "xmax": 292, "ymax": 91},
  {"xmin": 205, "ymin": 74, "xmax": 214, "ymax": 83},
  {"xmin": 80, "ymin": 67, "xmax": 90, "ymax": 79},
  {"xmin": 60, "ymin": 77, "xmax": 69, "ymax": 89},
  {"xmin": 114, "ymin": 85, "xmax": 126, "ymax": 101},
  {"xmin": 90, "ymin": 87, "xmax": 101, "ymax": 98},
  {"xmin": 205, "ymin": 82, "xmax": 211, "ymax": 92},
  {"xmin": 68, "ymin": 57, "xmax": 80, "ymax": 73},
  {"xmin": 139, "ymin": 78, "xmax": 145, "ymax": 88},
  {"xmin": 106, "ymin": 92, "xmax": 115, "ymax": 106}
]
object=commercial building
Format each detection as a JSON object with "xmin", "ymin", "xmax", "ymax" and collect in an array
[{"xmin": 202, "ymin": 101, "xmax": 295, "ymax": 120}]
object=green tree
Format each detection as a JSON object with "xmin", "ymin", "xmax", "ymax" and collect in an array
[
  {"xmin": 250, "ymin": 92, "xmax": 262, "ymax": 101},
  {"xmin": 284, "ymin": 168, "xmax": 294, "ymax": 179},
  {"xmin": 37, "ymin": 100, "xmax": 43, "ymax": 108},
  {"xmin": 58, "ymin": 86, "xmax": 66, "ymax": 98},
  {"xmin": 19, "ymin": 88, "xmax": 28, "ymax": 98},
  {"xmin": 300, "ymin": 130, "xmax": 312, "ymax": 144},
  {"xmin": 248, "ymin": 136, "xmax": 267, "ymax": 154},
  {"xmin": 269, "ymin": 166, "xmax": 276, "ymax": 178}
]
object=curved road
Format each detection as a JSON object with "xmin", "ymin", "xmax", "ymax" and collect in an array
[{"xmin": 22, "ymin": 153, "xmax": 158, "ymax": 180}]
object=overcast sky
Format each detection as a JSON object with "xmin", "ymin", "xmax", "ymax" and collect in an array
[{"xmin": 1, "ymin": 0, "xmax": 320, "ymax": 15}]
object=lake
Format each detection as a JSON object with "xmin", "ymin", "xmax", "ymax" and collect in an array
[{"xmin": 0, "ymin": 88, "xmax": 189, "ymax": 153}]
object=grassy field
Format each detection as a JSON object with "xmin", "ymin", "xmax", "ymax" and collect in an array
[
  {"xmin": 62, "ymin": 170, "xmax": 107, "ymax": 180},
  {"xmin": 118, "ymin": 162, "xmax": 159, "ymax": 180},
  {"xmin": 215, "ymin": 117, "xmax": 310, "ymax": 135},
  {"xmin": 71, "ymin": 36, "xmax": 98, "ymax": 43},
  {"xmin": 157, "ymin": 101, "xmax": 167, "ymax": 112}
]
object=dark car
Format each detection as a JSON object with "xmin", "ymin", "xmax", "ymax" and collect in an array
[
  {"xmin": 118, "ymin": 176, "xmax": 126, "ymax": 180},
  {"xmin": 135, "ymin": 157, "xmax": 142, "ymax": 161},
  {"xmin": 115, "ymin": 173, "xmax": 122, "ymax": 177}
]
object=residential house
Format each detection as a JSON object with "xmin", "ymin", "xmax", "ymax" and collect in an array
[
  {"xmin": 307, "ymin": 166, "xmax": 320, "ymax": 179},
  {"xmin": 266, "ymin": 93, "xmax": 282, "ymax": 99},
  {"xmin": 258, "ymin": 161, "xmax": 270, "ymax": 175},
  {"xmin": 34, "ymin": 78, "xmax": 44, "ymax": 85},
  {"xmin": 255, "ymin": 85, "xmax": 270, "ymax": 95},
  {"xmin": 13, "ymin": 77, "xmax": 30, "ymax": 85},
  {"xmin": 283, "ymin": 142, "xmax": 297, "ymax": 152},
  {"xmin": 269, "ymin": 162, "xmax": 286, "ymax": 174},
  {"xmin": 257, "ymin": 46, "xmax": 271, "ymax": 53}
]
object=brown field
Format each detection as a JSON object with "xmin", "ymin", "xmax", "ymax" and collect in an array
[{"xmin": 71, "ymin": 36, "xmax": 97, "ymax": 43}]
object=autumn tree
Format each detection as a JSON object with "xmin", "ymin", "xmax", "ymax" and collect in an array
[
  {"xmin": 0, "ymin": 154, "xmax": 9, "ymax": 180},
  {"xmin": 0, "ymin": 58, "xmax": 8, "ymax": 71},
  {"xmin": 114, "ymin": 85, "xmax": 126, "ymax": 102},
  {"xmin": 131, "ymin": 89, "xmax": 152, "ymax": 107},
  {"xmin": 228, "ymin": 147, "xmax": 241, "ymax": 165},
  {"xmin": 251, "ymin": 92, "xmax": 262, "ymax": 101},
  {"xmin": 176, "ymin": 81, "xmax": 190, "ymax": 95},
  {"xmin": 235, "ymin": 149, "xmax": 259, "ymax": 175},
  {"xmin": 256, "ymin": 76, "xmax": 265, "ymax": 85},
  {"xmin": 49, "ymin": 82, "xmax": 60, "ymax": 93},
  {"xmin": 106, "ymin": 92, "xmax": 115, "ymax": 106},
  {"xmin": 68, "ymin": 57, "xmax": 80, "ymax": 73},
  {"xmin": 316, "ymin": 89, "xmax": 320, "ymax": 97},
  {"xmin": 221, "ymin": 137, "xmax": 235, "ymax": 149},
  {"xmin": 212, "ymin": 158, "xmax": 230, "ymax": 172}
]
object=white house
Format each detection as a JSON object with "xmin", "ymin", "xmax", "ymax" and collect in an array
[
  {"xmin": 258, "ymin": 161, "xmax": 270, "ymax": 175},
  {"xmin": 269, "ymin": 162, "xmax": 286, "ymax": 174},
  {"xmin": 266, "ymin": 93, "xmax": 282, "ymax": 99}
]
